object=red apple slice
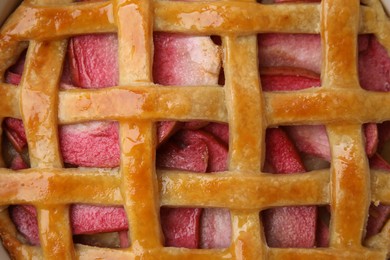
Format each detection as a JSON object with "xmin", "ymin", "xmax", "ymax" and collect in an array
[
  {"xmin": 260, "ymin": 66, "xmax": 320, "ymax": 91},
  {"xmin": 263, "ymin": 128, "xmax": 317, "ymax": 248}
]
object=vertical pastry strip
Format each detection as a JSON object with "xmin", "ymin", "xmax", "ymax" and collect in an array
[{"xmin": 115, "ymin": 0, "xmax": 162, "ymax": 250}]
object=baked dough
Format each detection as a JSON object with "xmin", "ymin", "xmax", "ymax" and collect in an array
[{"xmin": 0, "ymin": 0, "xmax": 390, "ymax": 259}]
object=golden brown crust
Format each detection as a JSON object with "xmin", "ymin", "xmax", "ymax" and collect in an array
[{"xmin": 0, "ymin": 0, "xmax": 389, "ymax": 259}]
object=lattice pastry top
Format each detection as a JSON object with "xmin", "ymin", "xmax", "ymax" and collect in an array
[{"xmin": 0, "ymin": 0, "xmax": 390, "ymax": 259}]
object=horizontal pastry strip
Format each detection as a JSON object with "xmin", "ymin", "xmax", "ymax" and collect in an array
[
  {"xmin": 1, "ymin": 169, "xmax": 390, "ymax": 208},
  {"xmin": 0, "ymin": 238, "xmax": 385, "ymax": 259},
  {"xmin": 1, "ymin": 1, "xmax": 383, "ymax": 41},
  {"xmin": 2, "ymin": 86, "xmax": 390, "ymax": 125},
  {"xmin": 0, "ymin": 1, "xmax": 384, "ymax": 74}
]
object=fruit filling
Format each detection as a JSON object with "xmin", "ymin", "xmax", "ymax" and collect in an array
[{"xmin": 2, "ymin": 0, "xmax": 390, "ymax": 250}]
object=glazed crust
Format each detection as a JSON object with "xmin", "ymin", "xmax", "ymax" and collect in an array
[{"xmin": 0, "ymin": 0, "xmax": 390, "ymax": 259}]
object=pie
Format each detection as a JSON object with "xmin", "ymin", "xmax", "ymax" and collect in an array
[{"xmin": 0, "ymin": 0, "xmax": 390, "ymax": 259}]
